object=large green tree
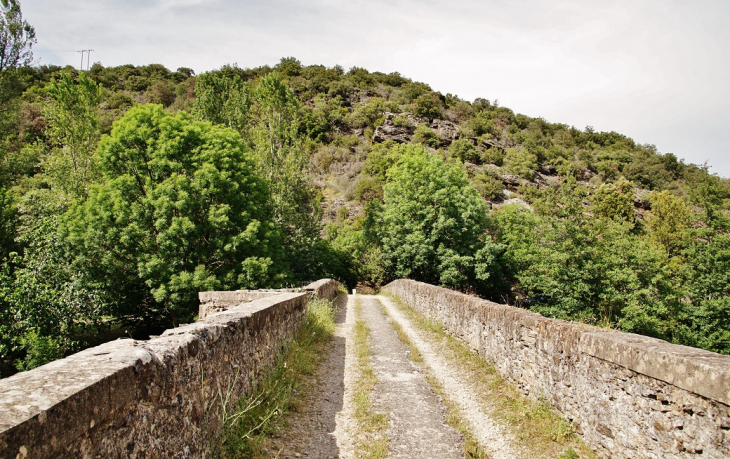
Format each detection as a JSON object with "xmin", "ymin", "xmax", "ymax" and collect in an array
[
  {"xmin": 65, "ymin": 104, "xmax": 288, "ymax": 325},
  {"xmin": 251, "ymin": 71, "xmax": 323, "ymax": 280},
  {"xmin": 374, "ymin": 144, "xmax": 503, "ymax": 292}
]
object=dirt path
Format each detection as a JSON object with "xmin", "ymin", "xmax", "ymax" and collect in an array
[
  {"xmin": 276, "ymin": 294, "xmax": 519, "ymax": 459},
  {"xmin": 270, "ymin": 294, "xmax": 349, "ymax": 459},
  {"xmin": 375, "ymin": 294, "xmax": 522, "ymax": 459},
  {"xmin": 361, "ymin": 295, "xmax": 464, "ymax": 458}
]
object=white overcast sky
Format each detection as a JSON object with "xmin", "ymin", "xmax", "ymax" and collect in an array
[{"xmin": 22, "ymin": 0, "xmax": 730, "ymax": 176}]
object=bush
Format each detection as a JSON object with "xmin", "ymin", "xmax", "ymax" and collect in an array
[
  {"xmin": 412, "ymin": 93, "xmax": 443, "ymax": 120},
  {"xmin": 412, "ymin": 125, "xmax": 440, "ymax": 148},
  {"xmin": 448, "ymin": 139, "xmax": 480, "ymax": 163},
  {"xmin": 354, "ymin": 175, "xmax": 384, "ymax": 203},
  {"xmin": 481, "ymin": 147, "xmax": 505, "ymax": 166},
  {"xmin": 503, "ymin": 148, "xmax": 538, "ymax": 180},
  {"xmin": 473, "ymin": 170, "xmax": 504, "ymax": 201}
]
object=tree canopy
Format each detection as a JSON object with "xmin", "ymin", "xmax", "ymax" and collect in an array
[
  {"xmin": 0, "ymin": 0, "xmax": 35, "ymax": 72},
  {"xmin": 65, "ymin": 104, "xmax": 288, "ymax": 324}
]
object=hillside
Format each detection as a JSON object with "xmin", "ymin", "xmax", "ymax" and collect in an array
[{"xmin": 1, "ymin": 58, "xmax": 729, "ymax": 376}]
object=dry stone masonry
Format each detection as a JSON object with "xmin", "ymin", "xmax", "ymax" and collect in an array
[
  {"xmin": 383, "ymin": 279, "xmax": 730, "ymax": 459},
  {"xmin": 0, "ymin": 279, "xmax": 339, "ymax": 459}
]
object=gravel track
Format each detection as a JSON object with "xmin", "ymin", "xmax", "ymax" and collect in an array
[
  {"xmin": 276, "ymin": 294, "xmax": 520, "ymax": 458},
  {"xmin": 376, "ymin": 294, "xmax": 522, "ymax": 459}
]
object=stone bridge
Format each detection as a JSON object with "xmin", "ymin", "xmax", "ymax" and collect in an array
[{"xmin": 0, "ymin": 279, "xmax": 728, "ymax": 458}]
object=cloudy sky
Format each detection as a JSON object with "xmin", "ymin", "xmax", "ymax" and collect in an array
[{"xmin": 22, "ymin": 0, "xmax": 730, "ymax": 176}]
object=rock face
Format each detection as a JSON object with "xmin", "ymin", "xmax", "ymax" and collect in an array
[
  {"xmin": 383, "ymin": 280, "xmax": 730, "ymax": 459},
  {"xmin": 429, "ymin": 119, "xmax": 460, "ymax": 145},
  {"xmin": 0, "ymin": 279, "xmax": 340, "ymax": 459},
  {"xmin": 372, "ymin": 112, "xmax": 460, "ymax": 146}
]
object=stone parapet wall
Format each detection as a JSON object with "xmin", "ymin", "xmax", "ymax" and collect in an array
[
  {"xmin": 0, "ymin": 279, "xmax": 340, "ymax": 459},
  {"xmin": 383, "ymin": 279, "xmax": 730, "ymax": 459},
  {"xmin": 198, "ymin": 288, "xmax": 300, "ymax": 319},
  {"xmin": 197, "ymin": 279, "xmax": 340, "ymax": 319},
  {"xmin": 302, "ymin": 278, "xmax": 340, "ymax": 300}
]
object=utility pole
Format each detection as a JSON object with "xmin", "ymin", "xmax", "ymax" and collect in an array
[{"xmin": 76, "ymin": 49, "xmax": 94, "ymax": 70}]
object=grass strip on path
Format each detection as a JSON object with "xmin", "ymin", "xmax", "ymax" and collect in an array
[
  {"xmin": 378, "ymin": 299, "xmax": 489, "ymax": 459},
  {"xmin": 352, "ymin": 297, "xmax": 390, "ymax": 459},
  {"xmin": 382, "ymin": 293, "xmax": 596, "ymax": 459}
]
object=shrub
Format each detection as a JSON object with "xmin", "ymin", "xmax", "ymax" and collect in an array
[
  {"xmin": 412, "ymin": 125, "xmax": 440, "ymax": 148},
  {"xmin": 503, "ymin": 148, "xmax": 538, "ymax": 180},
  {"xmin": 448, "ymin": 139, "xmax": 480, "ymax": 163}
]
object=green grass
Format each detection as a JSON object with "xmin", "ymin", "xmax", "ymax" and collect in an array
[
  {"xmin": 382, "ymin": 293, "xmax": 596, "ymax": 459},
  {"xmin": 215, "ymin": 296, "xmax": 338, "ymax": 458},
  {"xmin": 352, "ymin": 298, "xmax": 390, "ymax": 458}
]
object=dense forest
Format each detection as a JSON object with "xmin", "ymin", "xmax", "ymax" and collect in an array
[{"xmin": 1, "ymin": 1, "xmax": 729, "ymax": 375}]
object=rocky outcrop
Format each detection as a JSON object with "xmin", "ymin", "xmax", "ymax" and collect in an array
[
  {"xmin": 372, "ymin": 112, "xmax": 459, "ymax": 146},
  {"xmin": 429, "ymin": 119, "xmax": 459, "ymax": 145}
]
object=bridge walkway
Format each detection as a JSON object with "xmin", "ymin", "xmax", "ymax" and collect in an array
[{"xmin": 274, "ymin": 294, "xmax": 521, "ymax": 459}]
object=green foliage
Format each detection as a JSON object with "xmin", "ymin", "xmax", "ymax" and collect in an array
[
  {"xmin": 496, "ymin": 200, "xmax": 676, "ymax": 332},
  {"xmin": 0, "ymin": 0, "xmax": 36, "ymax": 71},
  {"xmin": 354, "ymin": 174, "xmax": 383, "ymax": 203},
  {"xmin": 472, "ymin": 169, "xmax": 504, "ymax": 201},
  {"xmin": 347, "ymin": 97, "xmax": 385, "ymax": 129},
  {"xmin": 251, "ymin": 72, "xmax": 323, "ymax": 281},
  {"xmin": 412, "ymin": 124, "xmax": 440, "ymax": 148},
  {"xmin": 1, "ymin": 195, "xmax": 107, "ymax": 370},
  {"xmin": 146, "ymin": 80, "xmax": 175, "ymax": 107},
  {"xmin": 480, "ymin": 147, "xmax": 505, "ymax": 166},
  {"xmin": 374, "ymin": 144, "xmax": 504, "ymax": 292},
  {"xmin": 192, "ymin": 69, "xmax": 251, "ymax": 135},
  {"xmin": 66, "ymin": 105, "xmax": 286, "ymax": 324},
  {"xmin": 412, "ymin": 93, "xmax": 443, "ymax": 120},
  {"xmin": 364, "ymin": 141, "xmax": 405, "ymax": 182},
  {"xmin": 0, "ymin": 186, "xmax": 17, "ymax": 258},
  {"xmin": 591, "ymin": 177, "xmax": 634, "ymax": 223},
  {"xmin": 41, "ymin": 72, "xmax": 104, "ymax": 197},
  {"xmin": 646, "ymin": 191, "xmax": 690, "ymax": 256},
  {"xmin": 448, "ymin": 139, "xmax": 480, "ymax": 163},
  {"xmin": 503, "ymin": 148, "xmax": 538, "ymax": 180},
  {"xmin": 14, "ymin": 330, "xmax": 66, "ymax": 371}
]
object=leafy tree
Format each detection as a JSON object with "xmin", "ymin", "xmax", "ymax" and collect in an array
[
  {"xmin": 374, "ymin": 144, "xmax": 503, "ymax": 292},
  {"xmin": 496, "ymin": 200, "xmax": 676, "ymax": 333},
  {"xmin": 412, "ymin": 93, "xmax": 443, "ymax": 120},
  {"xmin": 192, "ymin": 69, "xmax": 251, "ymax": 135},
  {"xmin": 0, "ymin": 186, "xmax": 16, "ymax": 258},
  {"xmin": 448, "ymin": 139, "xmax": 480, "ymax": 163},
  {"xmin": 66, "ymin": 105, "xmax": 287, "ymax": 325},
  {"xmin": 0, "ymin": 0, "xmax": 35, "ymax": 72},
  {"xmin": 646, "ymin": 191, "xmax": 690, "ymax": 256},
  {"xmin": 251, "ymin": 71, "xmax": 323, "ymax": 280},
  {"xmin": 472, "ymin": 169, "xmax": 504, "ymax": 201},
  {"xmin": 412, "ymin": 124, "xmax": 439, "ymax": 148},
  {"xmin": 42, "ymin": 72, "xmax": 104, "ymax": 197}
]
